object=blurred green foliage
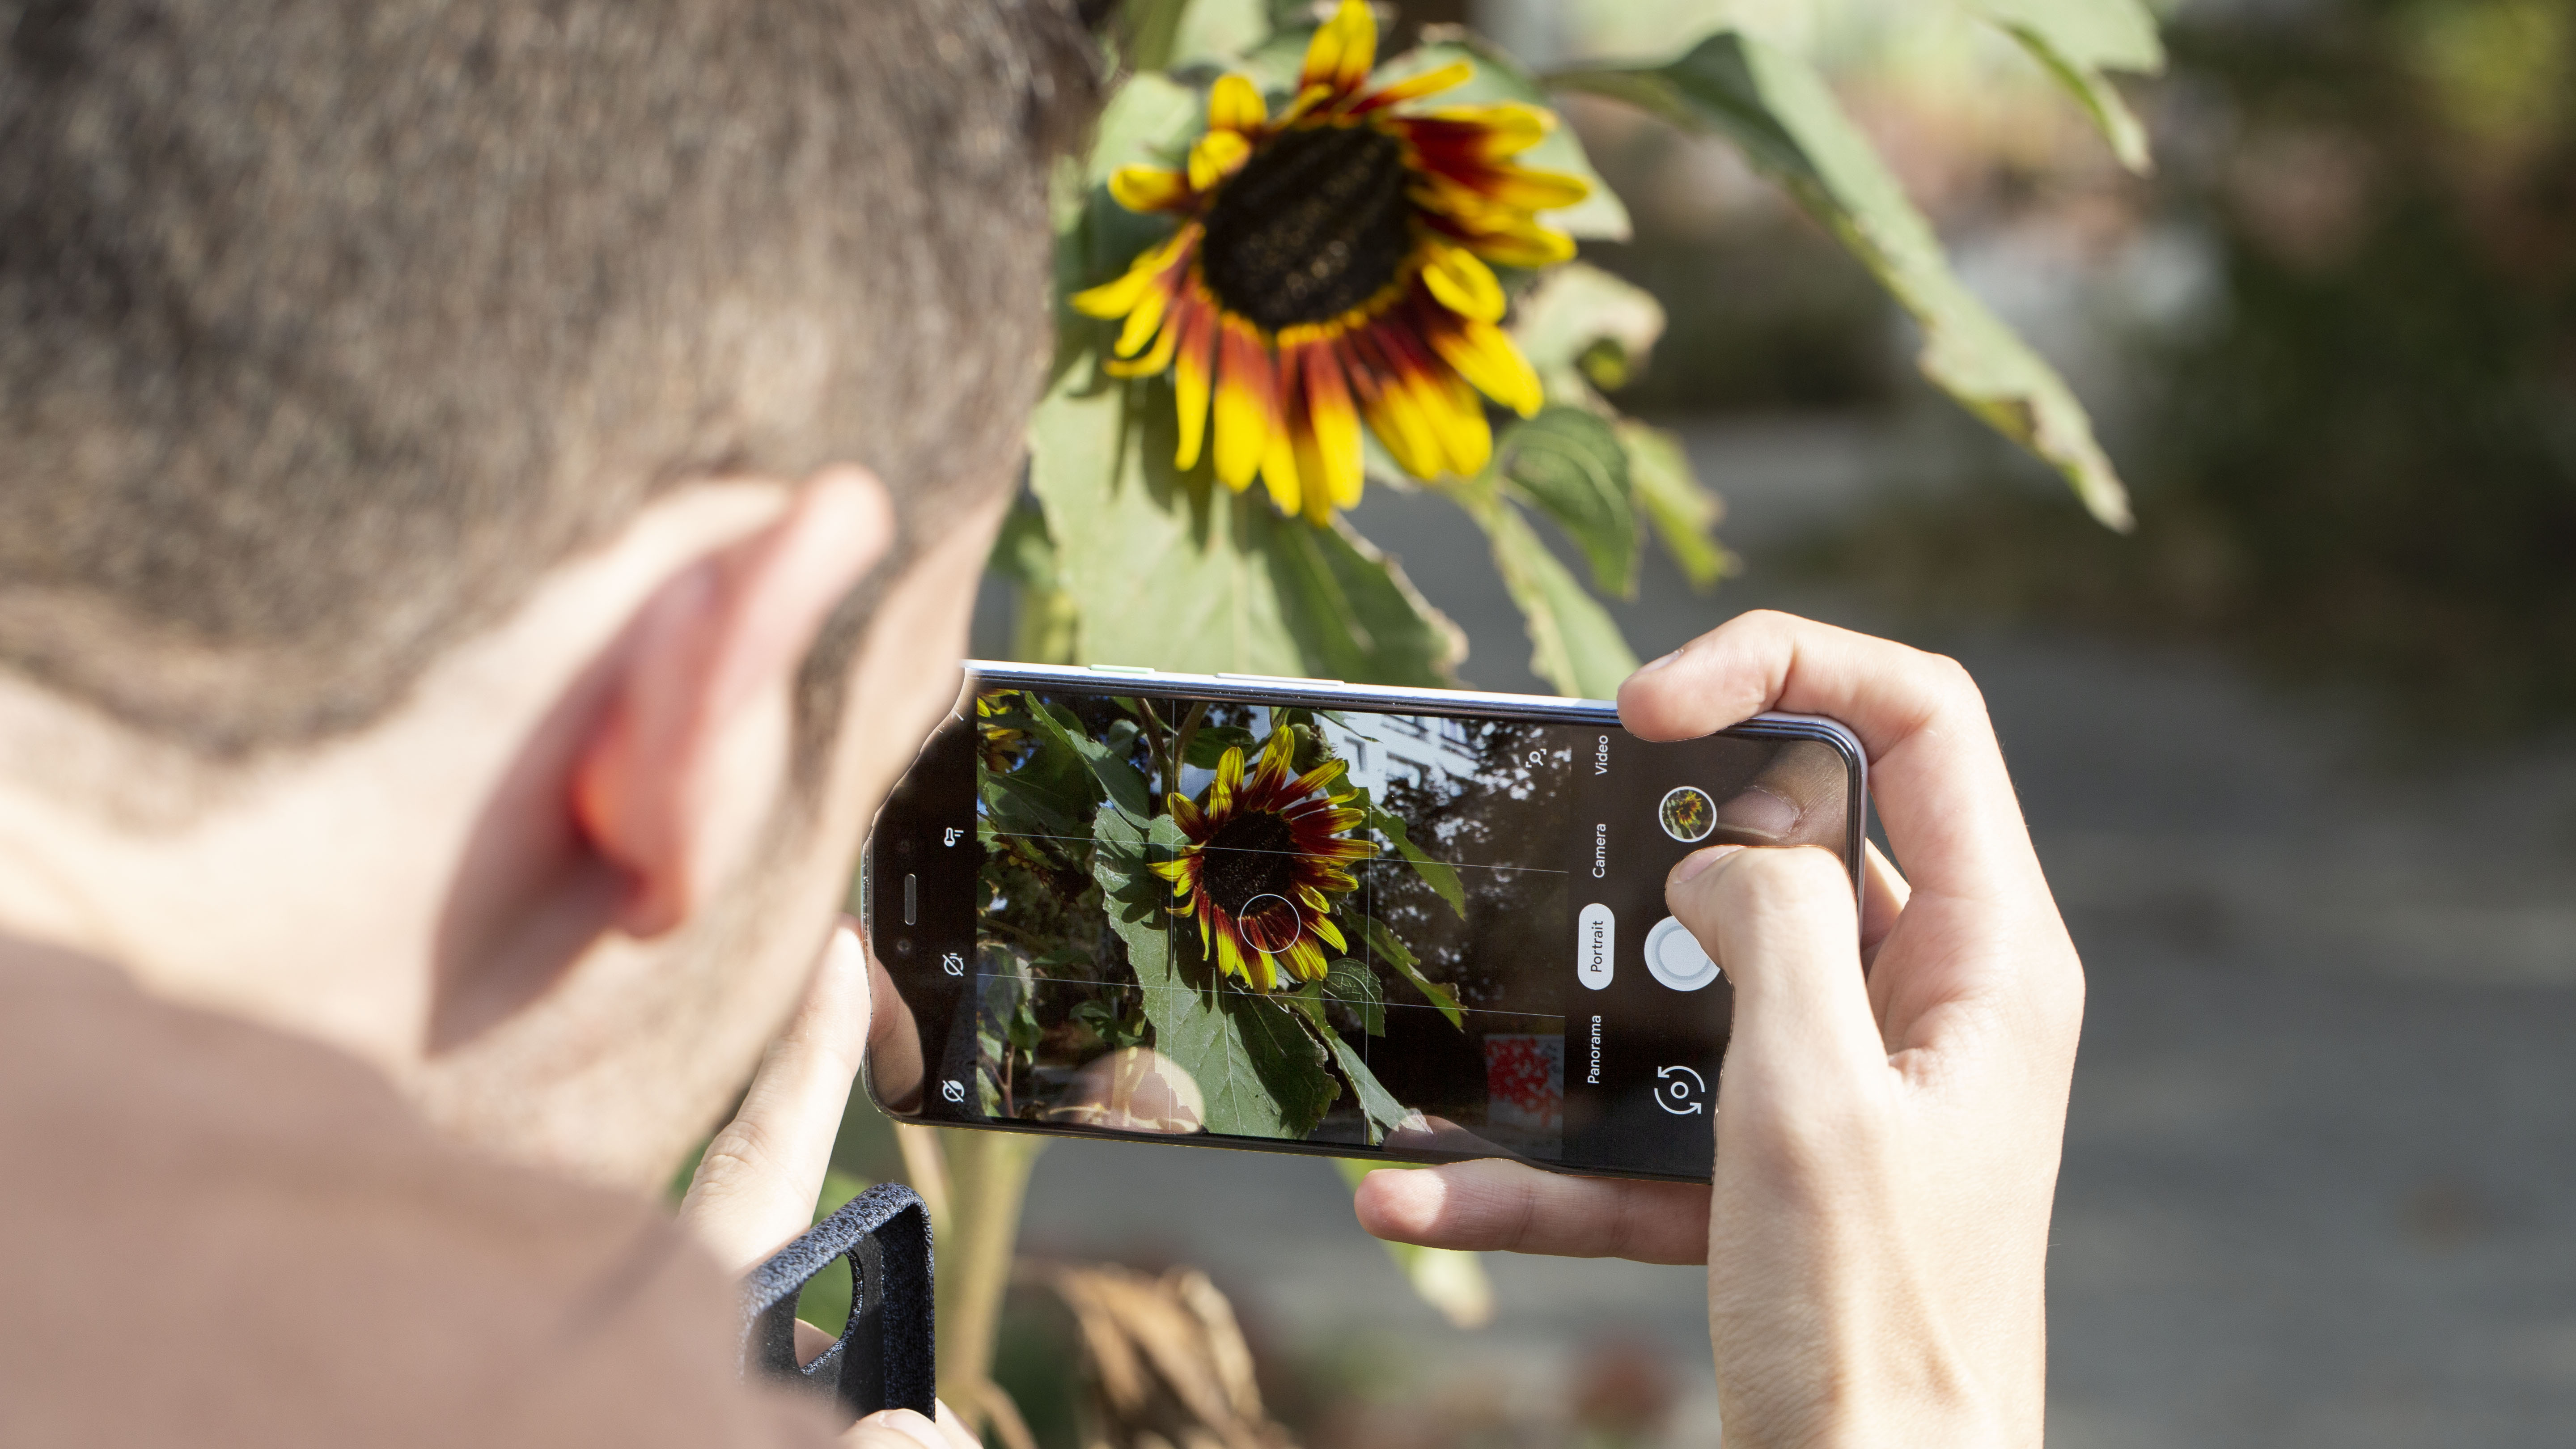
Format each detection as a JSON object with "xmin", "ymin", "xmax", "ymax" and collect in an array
[{"xmin": 1806, "ymin": 0, "xmax": 2576, "ymax": 744}]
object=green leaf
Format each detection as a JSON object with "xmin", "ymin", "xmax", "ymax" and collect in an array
[
  {"xmin": 1322, "ymin": 1030, "xmax": 1408, "ymax": 1144},
  {"xmin": 1619, "ymin": 420, "xmax": 1735, "ymax": 590},
  {"xmin": 1510, "ymin": 262, "xmax": 1668, "ymax": 404},
  {"xmin": 1554, "ymin": 32, "xmax": 2134, "ymax": 529},
  {"xmin": 979, "ymin": 769, "xmax": 1081, "ymax": 843},
  {"xmin": 1364, "ymin": 915, "xmax": 1464, "ymax": 1029},
  {"xmin": 1182, "ymin": 724, "xmax": 1259, "ymax": 767},
  {"xmin": 1028, "ymin": 365, "xmax": 1463, "ymax": 685},
  {"xmin": 1082, "ymin": 71, "xmax": 1203, "ymax": 191},
  {"xmin": 1167, "ymin": 0, "xmax": 1273, "ymax": 68},
  {"xmin": 1272, "ymin": 519, "xmax": 1466, "ymax": 686},
  {"xmin": 1357, "ymin": 799, "xmax": 1466, "ymax": 920},
  {"xmin": 1022, "ymin": 700, "xmax": 1156, "ymax": 825},
  {"xmin": 1960, "ymin": 0, "xmax": 2164, "ymax": 174},
  {"xmin": 1439, "ymin": 459, "xmax": 1641, "ymax": 699},
  {"xmin": 1322, "ymin": 955, "xmax": 1385, "ymax": 1037},
  {"xmin": 1095, "ymin": 805, "xmax": 1338, "ymax": 1137},
  {"xmin": 987, "ymin": 497, "xmax": 1080, "ymax": 665},
  {"xmin": 1495, "ymin": 406, "xmax": 1637, "ymax": 597}
]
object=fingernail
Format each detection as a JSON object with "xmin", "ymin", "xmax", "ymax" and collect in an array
[
  {"xmin": 1713, "ymin": 785, "xmax": 1801, "ymax": 839},
  {"xmin": 1669, "ymin": 844, "xmax": 1742, "ymax": 885},
  {"xmin": 1637, "ymin": 648, "xmax": 1685, "ymax": 674}
]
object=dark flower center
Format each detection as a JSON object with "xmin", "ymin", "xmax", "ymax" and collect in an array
[
  {"xmin": 1201, "ymin": 123, "xmax": 1415, "ymax": 332},
  {"xmin": 1201, "ymin": 808, "xmax": 1299, "ymax": 914}
]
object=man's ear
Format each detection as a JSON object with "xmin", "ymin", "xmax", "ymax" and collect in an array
[{"xmin": 572, "ymin": 469, "xmax": 894, "ymax": 936}]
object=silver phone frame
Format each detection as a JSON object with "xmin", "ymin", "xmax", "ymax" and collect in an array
[{"xmin": 858, "ymin": 660, "xmax": 1873, "ymax": 1183}]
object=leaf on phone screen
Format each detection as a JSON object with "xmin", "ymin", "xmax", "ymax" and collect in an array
[
  {"xmin": 1365, "ymin": 915, "xmax": 1463, "ymax": 1029},
  {"xmin": 1095, "ymin": 804, "xmax": 1337, "ymax": 1138},
  {"xmin": 981, "ymin": 769, "xmax": 1084, "ymax": 843},
  {"xmin": 1322, "ymin": 956, "xmax": 1385, "ymax": 1037},
  {"xmin": 1025, "ymin": 700, "xmax": 1155, "ymax": 824},
  {"xmin": 1322, "ymin": 1030, "xmax": 1408, "ymax": 1146},
  {"xmin": 1182, "ymin": 724, "xmax": 1259, "ymax": 769},
  {"xmin": 1361, "ymin": 801, "xmax": 1465, "ymax": 920}
]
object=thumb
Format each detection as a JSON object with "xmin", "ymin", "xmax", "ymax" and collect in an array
[{"xmin": 1666, "ymin": 845, "xmax": 1878, "ymax": 1097}]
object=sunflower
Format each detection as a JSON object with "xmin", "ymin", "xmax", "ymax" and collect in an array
[
  {"xmin": 1071, "ymin": 0, "xmax": 1589, "ymax": 524},
  {"xmin": 1149, "ymin": 728, "xmax": 1379, "ymax": 991}
]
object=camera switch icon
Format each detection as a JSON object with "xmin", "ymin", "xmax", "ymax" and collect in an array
[{"xmin": 1654, "ymin": 1064, "xmax": 1707, "ymax": 1116}]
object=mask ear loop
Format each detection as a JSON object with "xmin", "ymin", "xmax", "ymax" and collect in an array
[{"xmin": 740, "ymin": 1182, "xmax": 936, "ymax": 1425}]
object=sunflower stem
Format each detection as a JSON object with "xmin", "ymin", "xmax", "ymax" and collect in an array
[
  {"xmin": 1133, "ymin": 696, "xmax": 1172, "ymax": 801},
  {"xmin": 1168, "ymin": 701, "xmax": 1208, "ymax": 801}
]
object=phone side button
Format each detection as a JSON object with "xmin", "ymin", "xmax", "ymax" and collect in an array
[
  {"xmin": 1577, "ymin": 902, "xmax": 1615, "ymax": 989},
  {"xmin": 1086, "ymin": 664, "xmax": 1159, "ymax": 676}
]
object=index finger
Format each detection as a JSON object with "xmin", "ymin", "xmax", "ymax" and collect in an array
[
  {"xmin": 1616, "ymin": 611, "xmax": 2042, "ymax": 906},
  {"xmin": 1353, "ymin": 1158, "xmax": 1712, "ymax": 1265},
  {"xmin": 680, "ymin": 920, "xmax": 868, "ymax": 1275}
]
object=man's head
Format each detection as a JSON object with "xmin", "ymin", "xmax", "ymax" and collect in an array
[{"xmin": 0, "ymin": 0, "xmax": 1094, "ymax": 1185}]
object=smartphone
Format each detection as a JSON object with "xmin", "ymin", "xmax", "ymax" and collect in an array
[{"xmin": 860, "ymin": 663, "xmax": 1866, "ymax": 1184}]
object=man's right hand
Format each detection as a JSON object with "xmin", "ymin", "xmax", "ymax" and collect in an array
[{"xmin": 1352, "ymin": 611, "xmax": 2084, "ymax": 1449}]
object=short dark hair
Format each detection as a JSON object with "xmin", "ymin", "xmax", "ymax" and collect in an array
[{"xmin": 0, "ymin": 0, "xmax": 1095, "ymax": 761}]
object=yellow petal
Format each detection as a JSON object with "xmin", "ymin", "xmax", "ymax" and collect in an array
[
  {"xmin": 1188, "ymin": 129, "xmax": 1252, "ymax": 192},
  {"xmin": 1299, "ymin": 345, "xmax": 1366, "ymax": 510},
  {"xmin": 1112, "ymin": 276, "xmax": 1171, "ymax": 358},
  {"xmin": 1312, "ymin": 915, "xmax": 1348, "ymax": 952},
  {"xmin": 1301, "ymin": 0, "xmax": 1377, "ymax": 97},
  {"xmin": 1361, "ymin": 59, "xmax": 1471, "ymax": 109},
  {"xmin": 1455, "ymin": 220, "xmax": 1576, "ymax": 270},
  {"xmin": 1108, "ymin": 165, "xmax": 1190, "ymax": 212},
  {"xmin": 1430, "ymin": 316, "xmax": 1543, "ymax": 417},
  {"xmin": 1291, "ymin": 424, "xmax": 1331, "ymax": 525},
  {"xmin": 1172, "ymin": 304, "xmax": 1216, "ymax": 471},
  {"xmin": 1213, "ymin": 322, "xmax": 1276, "ymax": 491},
  {"xmin": 1477, "ymin": 164, "xmax": 1592, "ymax": 212},
  {"xmin": 1069, "ymin": 255, "xmax": 1163, "ymax": 319},
  {"xmin": 1421, "ymin": 372, "xmax": 1494, "ymax": 475},
  {"xmin": 1208, "ymin": 73, "xmax": 1267, "ymax": 134},
  {"xmin": 1277, "ymin": 81, "xmax": 1335, "ymax": 126},
  {"xmin": 1417, "ymin": 243, "xmax": 1506, "ymax": 324},
  {"xmin": 1284, "ymin": 936, "xmax": 1329, "ymax": 983},
  {"xmin": 1068, "ymin": 229, "xmax": 1190, "ymax": 318},
  {"xmin": 1358, "ymin": 359, "xmax": 1445, "ymax": 478},
  {"xmin": 1102, "ymin": 310, "xmax": 1179, "ymax": 376},
  {"xmin": 1261, "ymin": 427, "xmax": 1302, "ymax": 515}
]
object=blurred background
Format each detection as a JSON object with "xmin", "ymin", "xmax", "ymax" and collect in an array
[{"xmin": 876, "ymin": 0, "xmax": 2576, "ymax": 1442}]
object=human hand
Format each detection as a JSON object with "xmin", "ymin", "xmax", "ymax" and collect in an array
[
  {"xmin": 1353, "ymin": 611, "xmax": 2083, "ymax": 1448},
  {"xmin": 678, "ymin": 924, "xmax": 981, "ymax": 1446}
]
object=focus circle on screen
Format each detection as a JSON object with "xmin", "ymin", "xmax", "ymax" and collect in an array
[
  {"xmin": 1644, "ymin": 915, "xmax": 1721, "ymax": 992},
  {"xmin": 1235, "ymin": 893, "xmax": 1303, "ymax": 954},
  {"xmin": 1658, "ymin": 785, "xmax": 1717, "ymax": 843}
]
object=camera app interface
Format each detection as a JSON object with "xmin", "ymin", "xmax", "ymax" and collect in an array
[{"xmin": 942, "ymin": 686, "xmax": 1852, "ymax": 1179}]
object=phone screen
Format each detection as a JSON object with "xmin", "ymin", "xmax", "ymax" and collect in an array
[{"xmin": 865, "ymin": 678, "xmax": 1861, "ymax": 1182}]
